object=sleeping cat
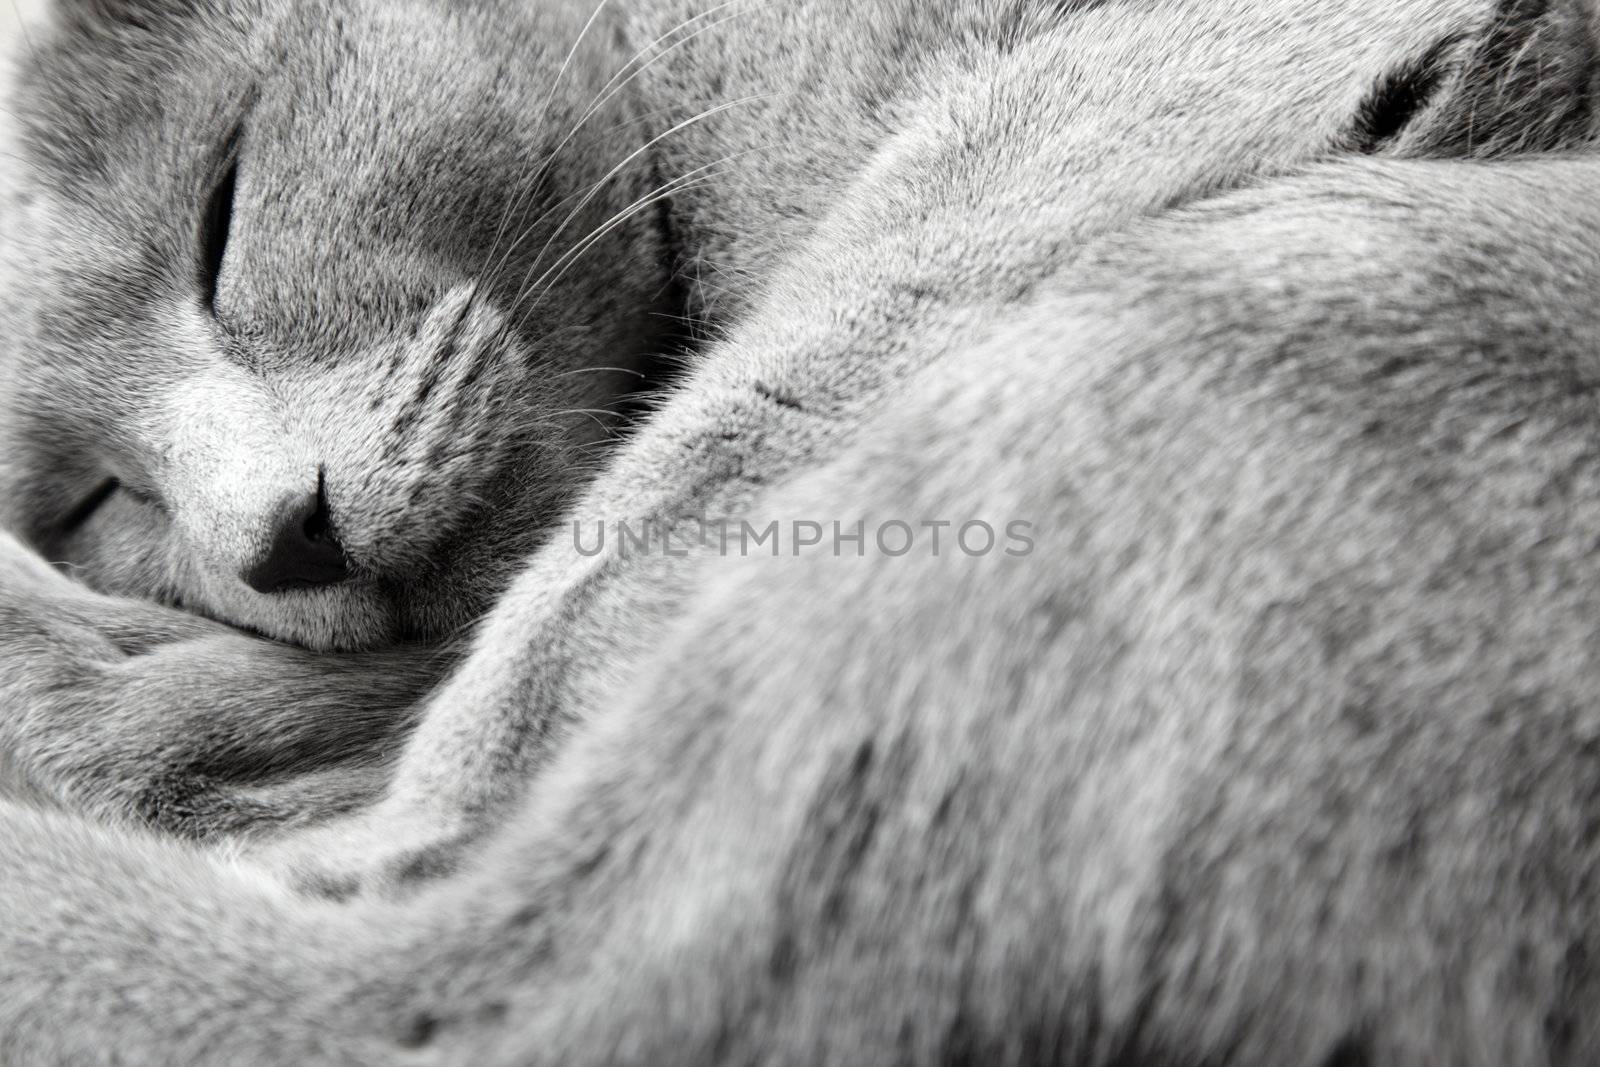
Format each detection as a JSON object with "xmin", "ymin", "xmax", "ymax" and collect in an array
[{"xmin": 7, "ymin": 0, "xmax": 1600, "ymax": 1063}]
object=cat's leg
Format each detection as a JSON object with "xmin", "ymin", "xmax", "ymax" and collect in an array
[{"xmin": 0, "ymin": 532, "xmax": 439, "ymax": 840}]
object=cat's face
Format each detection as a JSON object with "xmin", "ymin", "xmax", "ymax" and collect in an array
[{"xmin": 0, "ymin": 0, "xmax": 672, "ymax": 651}]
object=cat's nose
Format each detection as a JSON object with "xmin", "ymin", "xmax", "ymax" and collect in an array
[{"xmin": 241, "ymin": 488, "xmax": 351, "ymax": 594}]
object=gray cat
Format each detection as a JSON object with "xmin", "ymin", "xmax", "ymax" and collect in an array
[{"xmin": 4, "ymin": 0, "xmax": 1600, "ymax": 1063}]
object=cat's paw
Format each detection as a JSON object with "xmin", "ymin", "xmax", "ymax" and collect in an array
[
  {"xmin": 0, "ymin": 532, "xmax": 298, "ymax": 821},
  {"xmin": 0, "ymin": 531, "xmax": 438, "ymax": 841},
  {"xmin": 0, "ymin": 530, "xmax": 208, "ymax": 705},
  {"xmin": 0, "ymin": 533, "xmax": 121, "ymax": 698},
  {"xmin": 0, "ymin": 537, "xmax": 129, "ymax": 804},
  {"xmin": 0, "ymin": 530, "xmax": 215, "ymax": 652}
]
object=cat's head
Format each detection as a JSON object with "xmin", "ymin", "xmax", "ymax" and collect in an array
[{"xmin": 0, "ymin": 0, "xmax": 675, "ymax": 651}]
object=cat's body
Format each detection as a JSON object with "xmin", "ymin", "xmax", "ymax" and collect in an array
[{"xmin": 4, "ymin": 0, "xmax": 1600, "ymax": 1062}]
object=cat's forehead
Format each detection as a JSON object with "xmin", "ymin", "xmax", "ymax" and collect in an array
[
  {"xmin": 18, "ymin": 0, "xmax": 578, "ymax": 190},
  {"xmin": 9, "ymin": 0, "xmax": 615, "ymax": 351}
]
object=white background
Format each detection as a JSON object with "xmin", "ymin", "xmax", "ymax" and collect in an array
[{"xmin": 1, "ymin": 0, "xmax": 48, "ymax": 81}]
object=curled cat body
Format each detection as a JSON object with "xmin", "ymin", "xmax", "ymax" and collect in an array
[{"xmin": 6, "ymin": 0, "xmax": 1600, "ymax": 1063}]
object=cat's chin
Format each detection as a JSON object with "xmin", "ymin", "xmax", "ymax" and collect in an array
[{"xmin": 183, "ymin": 578, "xmax": 405, "ymax": 653}]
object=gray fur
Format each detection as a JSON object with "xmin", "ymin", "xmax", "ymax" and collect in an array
[{"xmin": 5, "ymin": 0, "xmax": 1600, "ymax": 1063}]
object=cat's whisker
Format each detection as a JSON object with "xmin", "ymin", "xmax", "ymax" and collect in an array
[
  {"xmin": 563, "ymin": 6, "xmax": 749, "ymax": 154},
  {"xmin": 491, "ymin": 76, "xmax": 786, "ymax": 324},
  {"xmin": 481, "ymin": 12, "xmax": 754, "ymax": 303},
  {"xmin": 513, "ymin": 169, "xmax": 721, "ymax": 314},
  {"xmin": 512, "ymin": 96, "xmax": 770, "ymax": 307},
  {"xmin": 516, "ymin": 183, "xmax": 711, "ymax": 318},
  {"xmin": 548, "ymin": 365, "xmax": 651, "ymax": 381},
  {"xmin": 547, "ymin": 407, "xmax": 626, "ymax": 424},
  {"xmin": 510, "ymin": 142, "xmax": 765, "ymax": 316},
  {"xmin": 510, "ymin": 157, "xmax": 750, "ymax": 317},
  {"xmin": 478, "ymin": 3, "xmax": 744, "ymax": 287},
  {"xmin": 478, "ymin": 102, "xmax": 696, "ymax": 291},
  {"xmin": 485, "ymin": 165, "xmax": 743, "ymax": 380},
  {"xmin": 586, "ymin": 0, "xmax": 746, "ymax": 110},
  {"xmin": 477, "ymin": 0, "xmax": 617, "ymax": 280}
]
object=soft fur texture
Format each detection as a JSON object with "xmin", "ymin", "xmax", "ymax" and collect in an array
[{"xmin": 4, "ymin": 0, "xmax": 1600, "ymax": 1063}]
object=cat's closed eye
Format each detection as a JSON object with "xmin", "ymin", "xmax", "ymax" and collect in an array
[{"xmin": 198, "ymin": 140, "xmax": 240, "ymax": 313}]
